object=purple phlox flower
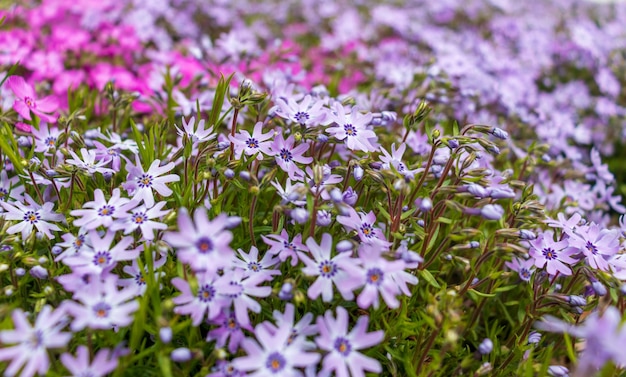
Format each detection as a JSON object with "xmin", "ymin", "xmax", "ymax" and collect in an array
[
  {"xmin": 315, "ymin": 306, "xmax": 384, "ymax": 377},
  {"xmin": 66, "ymin": 147, "xmax": 115, "ymax": 175},
  {"xmin": 171, "ymin": 272, "xmax": 236, "ymax": 325},
  {"xmin": 63, "ymin": 230, "xmax": 138, "ymax": 275},
  {"xmin": 124, "ymin": 158, "xmax": 179, "ymax": 208},
  {"xmin": 271, "ymin": 178, "xmax": 307, "ymax": 206},
  {"xmin": 111, "ymin": 201, "xmax": 170, "ymax": 241},
  {"xmin": 0, "ymin": 194, "xmax": 64, "ymax": 240},
  {"xmin": 535, "ymin": 306, "xmax": 626, "ymax": 374},
  {"xmin": 592, "ymin": 180, "xmax": 626, "ymax": 214},
  {"xmin": 0, "ymin": 169, "xmax": 25, "ymax": 205},
  {"xmin": 336, "ymin": 207, "xmax": 391, "ymax": 249},
  {"xmin": 485, "ymin": 174, "xmax": 516, "ymax": 199},
  {"xmin": 207, "ymin": 360, "xmax": 246, "ymax": 377},
  {"xmin": 61, "ymin": 346, "xmax": 118, "ymax": 377},
  {"xmin": 93, "ymin": 141, "xmax": 123, "ymax": 171},
  {"xmin": 261, "ymin": 229, "xmax": 307, "ymax": 266},
  {"xmin": 232, "ymin": 245, "xmax": 281, "ymax": 279},
  {"xmin": 7, "ymin": 76, "xmax": 58, "ymax": 123},
  {"xmin": 505, "ymin": 256, "xmax": 536, "ymax": 282},
  {"xmin": 325, "ymin": 103, "xmax": 378, "ymax": 152},
  {"xmin": 207, "ymin": 310, "xmax": 253, "ymax": 354},
  {"xmin": 529, "ymin": 230, "xmax": 578, "ymax": 276},
  {"xmin": 118, "ymin": 253, "xmax": 167, "ymax": 296},
  {"xmin": 275, "ymin": 94, "xmax": 327, "ymax": 127},
  {"xmin": 100, "ymin": 131, "xmax": 139, "ymax": 154},
  {"xmin": 405, "ymin": 129, "xmax": 431, "ymax": 156},
  {"xmin": 176, "ymin": 116, "xmax": 216, "ymax": 144},
  {"xmin": 70, "ymin": 188, "xmax": 137, "ymax": 230},
  {"xmin": 232, "ymin": 319, "xmax": 320, "ymax": 376},
  {"xmin": 229, "ymin": 121, "xmax": 273, "ymax": 160},
  {"xmin": 568, "ymin": 223, "xmax": 620, "ymax": 271},
  {"xmin": 269, "ymin": 132, "xmax": 313, "ymax": 180},
  {"xmin": 588, "ymin": 148, "xmax": 614, "ymax": 183},
  {"xmin": 342, "ymin": 243, "xmax": 408, "ymax": 309},
  {"xmin": 54, "ymin": 231, "xmax": 92, "ymax": 262},
  {"xmin": 23, "ymin": 159, "xmax": 71, "ymax": 190},
  {"xmin": 62, "ymin": 275, "xmax": 139, "ymax": 331},
  {"xmin": 298, "ymin": 233, "xmax": 356, "ymax": 302},
  {"xmin": 544, "ymin": 212, "xmax": 584, "ymax": 237},
  {"xmin": 56, "ymin": 272, "xmax": 100, "ymax": 296},
  {"xmin": 222, "ymin": 267, "xmax": 272, "ymax": 327},
  {"xmin": 301, "ymin": 165, "xmax": 343, "ymax": 200},
  {"xmin": 30, "ymin": 123, "xmax": 62, "ymax": 153},
  {"xmin": 548, "ymin": 365, "xmax": 569, "ymax": 377},
  {"xmin": 172, "ymin": 90, "xmax": 213, "ymax": 117},
  {"xmin": 379, "ymin": 143, "xmax": 419, "ymax": 178},
  {"xmin": 0, "ymin": 306, "xmax": 71, "ymax": 377},
  {"xmin": 163, "ymin": 208, "xmax": 236, "ymax": 273},
  {"xmin": 262, "ymin": 304, "xmax": 318, "ymax": 350}
]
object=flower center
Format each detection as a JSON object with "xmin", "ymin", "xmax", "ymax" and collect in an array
[
  {"xmin": 23, "ymin": 210, "xmax": 40, "ymax": 224},
  {"xmin": 73, "ymin": 235, "xmax": 85, "ymax": 250},
  {"xmin": 294, "ymin": 111, "xmax": 309, "ymax": 124},
  {"xmin": 283, "ymin": 241, "xmax": 296, "ymax": 251},
  {"xmin": 93, "ymin": 251, "xmax": 112, "ymax": 267},
  {"xmin": 542, "ymin": 247, "xmax": 558, "ymax": 260},
  {"xmin": 360, "ymin": 223, "xmax": 374, "ymax": 238},
  {"xmin": 196, "ymin": 237, "xmax": 214, "ymax": 254},
  {"xmin": 24, "ymin": 97, "xmax": 36, "ymax": 108},
  {"xmin": 226, "ymin": 317, "xmax": 239, "ymax": 330},
  {"xmin": 318, "ymin": 260, "xmax": 337, "ymax": 278},
  {"xmin": 366, "ymin": 268, "xmax": 384, "ymax": 285},
  {"xmin": 0, "ymin": 188, "xmax": 7, "ymax": 200},
  {"xmin": 28, "ymin": 330, "xmax": 44, "ymax": 349},
  {"xmin": 133, "ymin": 212, "xmax": 147, "ymax": 224},
  {"xmin": 246, "ymin": 137, "xmax": 259, "ymax": 149},
  {"xmin": 334, "ymin": 337, "xmax": 352, "ymax": 356},
  {"xmin": 344, "ymin": 124, "xmax": 357, "ymax": 136},
  {"xmin": 137, "ymin": 174, "xmax": 153, "ymax": 188},
  {"xmin": 520, "ymin": 269, "xmax": 531, "ymax": 281},
  {"xmin": 247, "ymin": 261, "xmax": 261, "ymax": 272},
  {"xmin": 135, "ymin": 273, "xmax": 146, "ymax": 286},
  {"xmin": 279, "ymin": 148, "xmax": 293, "ymax": 162},
  {"xmin": 93, "ymin": 302, "xmax": 111, "ymax": 318},
  {"xmin": 198, "ymin": 284, "xmax": 216, "ymax": 303},
  {"xmin": 98, "ymin": 205, "xmax": 115, "ymax": 217},
  {"xmin": 44, "ymin": 136, "xmax": 56, "ymax": 147},
  {"xmin": 585, "ymin": 241, "xmax": 598, "ymax": 255},
  {"xmin": 265, "ymin": 352, "xmax": 286, "ymax": 373}
]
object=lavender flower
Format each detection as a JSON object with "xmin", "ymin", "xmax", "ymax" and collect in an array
[
  {"xmin": 0, "ymin": 194, "xmax": 64, "ymax": 240},
  {"xmin": 70, "ymin": 188, "xmax": 137, "ymax": 230},
  {"xmin": 229, "ymin": 121, "xmax": 273, "ymax": 160},
  {"xmin": 529, "ymin": 230, "xmax": 578, "ymax": 276},
  {"xmin": 171, "ymin": 272, "xmax": 234, "ymax": 326},
  {"xmin": 124, "ymin": 159, "xmax": 179, "ymax": 208},
  {"xmin": 60, "ymin": 346, "xmax": 118, "ymax": 377},
  {"xmin": 269, "ymin": 133, "xmax": 313, "ymax": 180}
]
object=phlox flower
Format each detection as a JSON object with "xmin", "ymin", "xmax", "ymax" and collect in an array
[
  {"xmin": 70, "ymin": 188, "xmax": 137, "ymax": 230},
  {"xmin": 118, "ymin": 253, "xmax": 167, "ymax": 296},
  {"xmin": 175, "ymin": 116, "xmax": 216, "ymax": 144},
  {"xmin": 207, "ymin": 310, "xmax": 252, "ymax": 354},
  {"xmin": 325, "ymin": 103, "xmax": 377, "ymax": 152},
  {"xmin": 262, "ymin": 304, "xmax": 318, "ymax": 350},
  {"xmin": 124, "ymin": 158, "xmax": 179, "ymax": 208},
  {"xmin": 568, "ymin": 223, "xmax": 620, "ymax": 271},
  {"xmin": 0, "ymin": 169, "xmax": 25, "ymax": 204},
  {"xmin": 315, "ymin": 306, "xmax": 384, "ymax": 377},
  {"xmin": 337, "ymin": 207, "xmax": 391, "ymax": 249},
  {"xmin": 505, "ymin": 256, "xmax": 536, "ymax": 282},
  {"xmin": 164, "ymin": 208, "xmax": 236, "ymax": 273},
  {"xmin": 31, "ymin": 123, "xmax": 62, "ymax": 153},
  {"xmin": 301, "ymin": 165, "xmax": 343, "ymax": 199},
  {"xmin": 271, "ymin": 178, "xmax": 307, "ymax": 207},
  {"xmin": 63, "ymin": 230, "xmax": 138, "ymax": 275},
  {"xmin": 222, "ymin": 267, "xmax": 272, "ymax": 327},
  {"xmin": 54, "ymin": 231, "xmax": 91, "ymax": 261},
  {"xmin": 233, "ymin": 319, "xmax": 320, "ymax": 376},
  {"xmin": 66, "ymin": 147, "xmax": 115, "ymax": 176},
  {"xmin": 229, "ymin": 121, "xmax": 273, "ymax": 160},
  {"xmin": 0, "ymin": 194, "xmax": 64, "ymax": 240},
  {"xmin": 111, "ymin": 201, "xmax": 170, "ymax": 241},
  {"xmin": 529, "ymin": 230, "xmax": 578, "ymax": 276},
  {"xmin": 232, "ymin": 245, "xmax": 281, "ymax": 279},
  {"xmin": 298, "ymin": 233, "xmax": 357, "ymax": 302},
  {"xmin": 275, "ymin": 94, "xmax": 327, "ymax": 127},
  {"xmin": 93, "ymin": 141, "xmax": 123, "ymax": 171},
  {"xmin": 7, "ymin": 76, "xmax": 58, "ymax": 122},
  {"xmin": 207, "ymin": 360, "xmax": 245, "ymax": 377},
  {"xmin": 0, "ymin": 306, "xmax": 71, "ymax": 377},
  {"xmin": 269, "ymin": 133, "xmax": 313, "ymax": 180},
  {"xmin": 379, "ymin": 143, "xmax": 420, "ymax": 178},
  {"xmin": 62, "ymin": 275, "xmax": 139, "ymax": 331},
  {"xmin": 171, "ymin": 272, "xmax": 236, "ymax": 326},
  {"xmin": 261, "ymin": 229, "xmax": 307, "ymax": 266},
  {"xmin": 60, "ymin": 346, "xmax": 118, "ymax": 377}
]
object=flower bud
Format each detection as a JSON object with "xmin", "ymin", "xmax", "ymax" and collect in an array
[
  {"xmin": 491, "ymin": 127, "xmax": 509, "ymax": 140},
  {"xmin": 171, "ymin": 348, "xmax": 192, "ymax": 362},
  {"xmin": 478, "ymin": 338, "xmax": 493, "ymax": 355},
  {"xmin": 317, "ymin": 134, "xmax": 328, "ymax": 143},
  {"xmin": 547, "ymin": 365, "xmax": 569, "ymax": 377},
  {"xmin": 278, "ymin": 282, "xmax": 293, "ymax": 301},
  {"xmin": 591, "ymin": 281, "xmax": 607, "ymax": 296},
  {"xmin": 480, "ymin": 204, "xmax": 504, "ymax": 220},
  {"xmin": 15, "ymin": 268, "xmax": 25, "ymax": 276},
  {"xmin": 316, "ymin": 210, "xmax": 332, "ymax": 226},
  {"xmin": 290, "ymin": 208, "xmax": 309, "ymax": 224},
  {"xmin": 160, "ymin": 327, "xmax": 173, "ymax": 343},
  {"xmin": 567, "ymin": 295, "xmax": 586, "ymax": 307},
  {"xmin": 519, "ymin": 229, "xmax": 536, "ymax": 240},
  {"xmin": 30, "ymin": 265, "xmax": 48, "ymax": 279},
  {"xmin": 342, "ymin": 187, "xmax": 358, "ymax": 206},
  {"xmin": 336, "ymin": 240, "xmax": 354, "ymax": 253},
  {"xmin": 353, "ymin": 166, "xmax": 364, "ymax": 181},
  {"xmin": 418, "ymin": 197, "xmax": 433, "ymax": 212},
  {"xmin": 224, "ymin": 168, "xmax": 235, "ymax": 179},
  {"xmin": 527, "ymin": 331, "xmax": 541, "ymax": 344}
]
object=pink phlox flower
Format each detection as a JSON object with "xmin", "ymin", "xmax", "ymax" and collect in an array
[
  {"xmin": 70, "ymin": 188, "xmax": 137, "ymax": 230},
  {"xmin": 62, "ymin": 275, "xmax": 139, "ymax": 331},
  {"xmin": 275, "ymin": 94, "xmax": 327, "ymax": 128},
  {"xmin": 529, "ymin": 230, "xmax": 578, "ymax": 275},
  {"xmin": 7, "ymin": 75, "xmax": 58, "ymax": 122},
  {"xmin": 325, "ymin": 102, "xmax": 378, "ymax": 152},
  {"xmin": 298, "ymin": 233, "xmax": 357, "ymax": 302},
  {"xmin": 0, "ymin": 306, "xmax": 71, "ymax": 377},
  {"xmin": 229, "ymin": 121, "xmax": 273, "ymax": 160},
  {"xmin": 124, "ymin": 157, "xmax": 179, "ymax": 208},
  {"xmin": 163, "ymin": 208, "xmax": 236, "ymax": 273},
  {"xmin": 269, "ymin": 132, "xmax": 313, "ymax": 180},
  {"xmin": 60, "ymin": 346, "xmax": 118, "ymax": 377},
  {"xmin": 63, "ymin": 230, "xmax": 138, "ymax": 275},
  {"xmin": 0, "ymin": 194, "xmax": 64, "ymax": 240},
  {"xmin": 568, "ymin": 223, "xmax": 620, "ymax": 271},
  {"xmin": 261, "ymin": 229, "xmax": 307, "ymax": 266},
  {"xmin": 315, "ymin": 306, "xmax": 384, "ymax": 377},
  {"xmin": 232, "ymin": 245, "xmax": 281, "ymax": 280}
]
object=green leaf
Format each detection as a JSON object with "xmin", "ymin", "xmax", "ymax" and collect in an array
[
  {"xmin": 468, "ymin": 289, "xmax": 496, "ymax": 298},
  {"xmin": 419, "ymin": 269, "xmax": 441, "ymax": 288}
]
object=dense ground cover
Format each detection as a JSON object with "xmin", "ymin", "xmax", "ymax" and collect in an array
[{"xmin": 1, "ymin": 0, "xmax": 626, "ymax": 376}]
